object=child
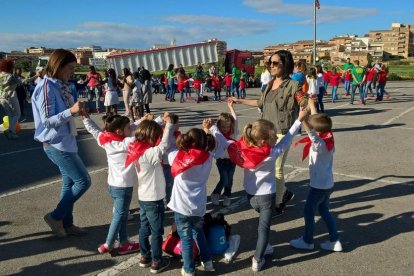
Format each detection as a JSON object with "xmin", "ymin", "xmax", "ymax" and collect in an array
[
  {"xmin": 210, "ymin": 99, "xmax": 238, "ymax": 207},
  {"xmin": 375, "ymin": 64, "xmax": 389, "ymax": 101},
  {"xmin": 328, "ymin": 68, "xmax": 341, "ymax": 103},
  {"xmin": 125, "ymin": 117, "xmax": 175, "ymax": 273},
  {"xmin": 211, "ymin": 74, "xmax": 222, "ymax": 101},
  {"xmin": 177, "ymin": 72, "xmax": 188, "ymax": 103},
  {"xmin": 104, "ymin": 69, "xmax": 120, "ymax": 115},
  {"xmin": 131, "ymin": 72, "xmax": 144, "ymax": 120},
  {"xmin": 239, "ymin": 77, "xmax": 246, "ymax": 99},
  {"xmin": 167, "ymin": 126, "xmax": 216, "ymax": 276},
  {"xmin": 315, "ymin": 65, "xmax": 325, "ymax": 113},
  {"xmin": 290, "ymin": 97, "xmax": 342, "ymax": 252},
  {"xmin": 209, "ymin": 107, "xmax": 308, "ymax": 272},
  {"xmin": 82, "ymin": 113, "xmax": 139, "ymax": 255},
  {"xmin": 224, "ymin": 72, "xmax": 232, "ymax": 98}
]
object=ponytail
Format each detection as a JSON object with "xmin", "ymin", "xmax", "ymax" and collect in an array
[
  {"xmin": 242, "ymin": 124, "xmax": 255, "ymax": 146},
  {"xmin": 205, "ymin": 134, "xmax": 216, "ymax": 152},
  {"xmin": 177, "ymin": 128, "xmax": 215, "ymax": 152}
]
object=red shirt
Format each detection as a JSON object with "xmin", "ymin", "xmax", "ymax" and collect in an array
[
  {"xmin": 224, "ymin": 75, "xmax": 232, "ymax": 87},
  {"xmin": 366, "ymin": 68, "xmax": 376, "ymax": 81},
  {"xmin": 87, "ymin": 72, "xmax": 101, "ymax": 87},
  {"xmin": 322, "ymin": 71, "xmax": 330, "ymax": 82},
  {"xmin": 344, "ymin": 71, "xmax": 352, "ymax": 81},
  {"xmin": 239, "ymin": 79, "xmax": 246, "ymax": 89},
  {"xmin": 177, "ymin": 76, "xmax": 187, "ymax": 92},
  {"xmin": 212, "ymin": 76, "xmax": 221, "ymax": 91},
  {"xmin": 377, "ymin": 71, "xmax": 387, "ymax": 85},
  {"xmin": 329, "ymin": 73, "xmax": 342, "ymax": 86}
]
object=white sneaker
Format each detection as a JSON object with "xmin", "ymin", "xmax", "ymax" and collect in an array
[
  {"xmin": 211, "ymin": 193, "xmax": 220, "ymax": 206},
  {"xmin": 320, "ymin": 240, "xmax": 343, "ymax": 252},
  {"xmin": 202, "ymin": 260, "xmax": 214, "ymax": 271},
  {"xmin": 252, "ymin": 257, "xmax": 265, "ymax": 272},
  {"xmin": 264, "ymin": 243, "xmax": 274, "ymax": 255},
  {"xmin": 223, "ymin": 196, "xmax": 231, "ymax": 207},
  {"xmin": 290, "ymin": 236, "xmax": 314, "ymax": 250},
  {"xmin": 181, "ymin": 268, "xmax": 194, "ymax": 276}
]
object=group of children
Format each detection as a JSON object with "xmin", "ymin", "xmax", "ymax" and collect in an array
[{"xmin": 82, "ymin": 94, "xmax": 342, "ymax": 274}]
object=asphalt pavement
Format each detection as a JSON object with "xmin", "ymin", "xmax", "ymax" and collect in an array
[{"xmin": 1, "ymin": 82, "xmax": 413, "ymax": 276}]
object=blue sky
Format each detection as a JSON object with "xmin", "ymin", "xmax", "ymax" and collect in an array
[{"xmin": 1, "ymin": 0, "xmax": 413, "ymax": 52}]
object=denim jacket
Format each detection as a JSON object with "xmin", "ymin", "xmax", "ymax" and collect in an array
[{"xmin": 32, "ymin": 77, "xmax": 77, "ymax": 152}]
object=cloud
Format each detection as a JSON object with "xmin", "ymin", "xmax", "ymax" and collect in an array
[
  {"xmin": 1, "ymin": 16, "xmax": 276, "ymax": 52},
  {"xmin": 243, "ymin": 0, "xmax": 378, "ymax": 24}
]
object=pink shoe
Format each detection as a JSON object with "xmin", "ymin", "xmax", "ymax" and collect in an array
[
  {"xmin": 98, "ymin": 244, "xmax": 113, "ymax": 254},
  {"xmin": 118, "ymin": 242, "xmax": 140, "ymax": 255}
]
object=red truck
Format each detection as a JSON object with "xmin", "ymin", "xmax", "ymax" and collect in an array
[{"xmin": 225, "ymin": 49, "xmax": 255, "ymax": 76}]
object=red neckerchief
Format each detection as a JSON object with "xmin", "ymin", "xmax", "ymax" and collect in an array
[
  {"xmin": 294, "ymin": 131, "xmax": 335, "ymax": 161},
  {"xmin": 227, "ymin": 137, "xmax": 271, "ymax": 169},
  {"xmin": 125, "ymin": 141, "xmax": 152, "ymax": 167},
  {"xmin": 99, "ymin": 131, "xmax": 125, "ymax": 145},
  {"xmin": 171, "ymin": 149, "xmax": 210, "ymax": 177},
  {"xmin": 222, "ymin": 131, "xmax": 235, "ymax": 141}
]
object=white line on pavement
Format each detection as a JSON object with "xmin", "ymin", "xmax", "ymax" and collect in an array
[
  {"xmin": 0, "ymin": 167, "xmax": 108, "ymax": 199},
  {"xmin": 382, "ymin": 106, "xmax": 414, "ymax": 125}
]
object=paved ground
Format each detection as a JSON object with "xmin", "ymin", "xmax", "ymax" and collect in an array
[{"xmin": 1, "ymin": 82, "xmax": 414, "ymax": 276}]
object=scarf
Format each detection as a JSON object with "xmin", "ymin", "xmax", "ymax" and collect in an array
[
  {"xmin": 294, "ymin": 131, "xmax": 335, "ymax": 161},
  {"xmin": 60, "ymin": 82, "xmax": 77, "ymax": 136},
  {"xmin": 98, "ymin": 131, "xmax": 125, "ymax": 145},
  {"xmin": 227, "ymin": 137, "xmax": 271, "ymax": 169},
  {"xmin": 171, "ymin": 149, "xmax": 210, "ymax": 178},
  {"xmin": 125, "ymin": 141, "xmax": 152, "ymax": 168}
]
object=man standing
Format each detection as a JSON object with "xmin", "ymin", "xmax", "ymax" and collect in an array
[
  {"xmin": 350, "ymin": 60, "xmax": 366, "ymax": 105},
  {"xmin": 342, "ymin": 58, "xmax": 354, "ymax": 96},
  {"xmin": 231, "ymin": 63, "xmax": 241, "ymax": 98}
]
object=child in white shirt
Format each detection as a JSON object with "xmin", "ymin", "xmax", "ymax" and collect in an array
[
  {"xmin": 290, "ymin": 97, "xmax": 342, "ymax": 252},
  {"xmin": 167, "ymin": 125, "xmax": 216, "ymax": 275},
  {"xmin": 82, "ymin": 114, "xmax": 139, "ymax": 255}
]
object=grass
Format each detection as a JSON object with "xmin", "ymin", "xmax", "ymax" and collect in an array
[{"xmin": 388, "ymin": 65, "xmax": 414, "ymax": 73}]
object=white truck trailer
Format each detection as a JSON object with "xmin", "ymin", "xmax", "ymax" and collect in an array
[{"xmin": 106, "ymin": 40, "xmax": 227, "ymax": 75}]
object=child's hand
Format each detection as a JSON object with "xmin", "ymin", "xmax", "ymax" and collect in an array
[
  {"xmin": 144, "ymin": 113, "xmax": 154, "ymax": 120},
  {"xmin": 308, "ymin": 94, "xmax": 316, "ymax": 104},
  {"xmin": 227, "ymin": 98, "xmax": 234, "ymax": 109},
  {"xmin": 229, "ymin": 97, "xmax": 239, "ymax": 104},
  {"xmin": 298, "ymin": 107, "xmax": 310, "ymax": 122},
  {"xmin": 203, "ymin": 118, "xmax": 213, "ymax": 130},
  {"xmin": 162, "ymin": 112, "xmax": 170, "ymax": 122}
]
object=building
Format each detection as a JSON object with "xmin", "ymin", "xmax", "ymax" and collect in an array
[
  {"xmin": 74, "ymin": 51, "xmax": 93, "ymax": 65},
  {"xmin": 93, "ymin": 51, "xmax": 112, "ymax": 59},
  {"xmin": 89, "ymin": 58, "xmax": 106, "ymax": 68},
  {"xmin": 369, "ymin": 23, "xmax": 414, "ymax": 59},
  {"xmin": 24, "ymin": 47, "xmax": 46, "ymax": 54},
  {"xmin": 76, "ymin": 45, "xmax": 103, "ymax": 52}
]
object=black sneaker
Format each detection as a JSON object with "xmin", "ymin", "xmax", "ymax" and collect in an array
[
  {"xmin": 150, "ymin": 257, "xmax": 170, "ymax": 274},
  {"xmin": 282, "ymin": 190, "xmax": 294, "ymax": 205},
  {"xmin": 273, "ymin": 205, "xmax": 285, "ymax": 217},
  {"xmin": 139, "ymin": 255, "xmax": 152, "ymax": 268}
]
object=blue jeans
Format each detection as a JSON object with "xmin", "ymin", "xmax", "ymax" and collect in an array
[
  {"xmin": 351, "ymin": 84, "xmax": 365, "ymax": 104},
  {"xmin": 106, "ymin": 186, "xmax": 133, "ymax": 246},
  {"xmin": 344, "ymin": 80, "xmax": 351, "ymax": 94},
  {"xmin": 247, "ymin": 193, "xmax": 275, "ymax": 261},
  {"xmin": 87, "ymin": 86, "xmax": 101, "ymax": 111},
  {"xmin": 213, "ymin": 159, "xmax": 236, "ymax": 197},
  {"xmin": 179, "ymin": 90, "xmax": 185, "ymax": 102},
  {"xmin": 163, "ymin": 164, "xmax": 174, "ymax": 203},
  {"xmin": 365, "ymin": 81, "xmax": 374, "ymax": 95},
  {"xmin": 43, "ymin": 146, "xmax": 91, "ymax": 228},
  {"xmin": 174, "ymin": 212, "xmax": 211, "ymax": 273},
  {"xmin": 240, "ymin": 88, "xmax": 246, "ymax": 98},
  {"xmin": 231, "ymin": 82, "xmax": 240, "ymax": 98},
  {"xmin": 376, "ymin": 84, "xmax": 385, "ymax": 101},
  {"xmin": 303, "ymin": 187, "xmax": 339, "ymax": 244},
  {"xmin": 225, "ymin": 86, "xmax": 231, "ymax": 97},
  {"xmin": 316, "ymin": 87, "xmax": 325, "ymax": 113},
  {"xmin": 214, "ymin": 89, "xmax": 221, "ymax": 101},
  {"xmin": 167, "ymin": 79, "xmax": 176, "ymax": 100},
  {"xmin": 331, "ymin": 86, "xmax": 338, "ymax": 102},
  {"xmin": 139, "ymin": 200, "xmax": 165, "ymax": 263},
  {"xmin": 323, "ymin": 81, "xmax": 329, "ymax": 92}
]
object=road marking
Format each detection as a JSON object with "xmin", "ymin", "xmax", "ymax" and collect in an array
[
  {"xmin": 382, "ymin": 106, "xmax": 414, "ymax": 125},
  {"xmin": 0, "ymin": 137, "xmax": 95, "ymax": 157},
  {"xmin": 0, "ymin": 167, "xmax": 108, "ymax": 199}
]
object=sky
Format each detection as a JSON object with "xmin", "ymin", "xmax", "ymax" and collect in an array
[{"xmin": 1, "ymin": 0, "xmax": 414, "ymax": 52}]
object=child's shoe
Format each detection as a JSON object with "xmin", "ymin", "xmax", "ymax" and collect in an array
[
  {"xmin": 251, "ymin": 256, "xmax": 265, "ymax": 272},
  {"xmin": 181, "ymin": 268, "xmax": 194, "ymax": 276},
  {"xmin": 211, "ymin": 193, "xmax": 220, "ymax": 206},
  {"xmin": 98, "ymin": 243, "xmax": 113, "ymax": 254},
  {"xmin": 223, "ymin": 196, "xmax": 231, "ymax": 207},
  {"xmin": 118, "ymin": 241, "xmax": 140, "ymax": 255},
  {"xmin": 320, "ymin": 240, "xmax": 343, "ymax": 252},
  {"xmin": 150, "ymin": 257, "xmax": 170, "ymax": 274},
  {"xmin": 290, "ymin": 236, "xmax": 314, "ymax": 250},
  {"xmin": 201, "ymin": 260, "xmax": 214, "ymax": 271},
  {"xmin": 139, "ymin": 255, "xmax": 152, "ymax": 267}
]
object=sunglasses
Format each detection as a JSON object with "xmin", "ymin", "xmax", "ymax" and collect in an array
[{"xmin": 268, "ymin": 61, "xmax": 282, "ymax": 67}]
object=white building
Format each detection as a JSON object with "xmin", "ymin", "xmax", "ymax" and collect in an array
[
  {"xmin": 93, "ymin": 51, "xmax": 112, "ymax": 59},
  {"xmin": 89, "ymin": 58, "xmax": 106, "ymax": 68},
  {"xmin": 77, "ymin": 45, "xmax": 103, "ymax": 52}
]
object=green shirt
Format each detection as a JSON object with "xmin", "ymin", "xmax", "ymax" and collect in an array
[
  {"xmin": 232, "ymin": 66, "xmax": 241, "ymax": 83},
  {"xmin": 342, "ymin": 63, "xmax": 354, "ymax": 72},
  {"xmin": 351, "ymin": 66, "xmax": 365, "ymax": 85},
  {"xmin": 167, "ymin": 70, "xmax": 174, "ymax": 80}
]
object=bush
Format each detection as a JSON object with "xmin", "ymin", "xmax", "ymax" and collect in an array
[{"xmin": 388, "ymin": 73, "xmax": 403, "ymax": 81}]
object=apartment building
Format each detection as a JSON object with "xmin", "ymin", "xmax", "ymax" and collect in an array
[{"xmin": 369, "ymin": 23, "xmax": 414, "ymax": 58}]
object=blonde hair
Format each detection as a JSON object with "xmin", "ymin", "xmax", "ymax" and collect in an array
[
  {"xmin": 242, "ymin": 119, "xmax": 275, "ymax": 146},
  {"xmin": 309, "ymin": 113, "xmax": 332, "ymax": 133},
  {"xmin": 217, "ymin": 113, "xmax": 235, "ymax": 135}
]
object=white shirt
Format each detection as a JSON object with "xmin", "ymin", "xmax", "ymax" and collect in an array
[
  {"xmin": 135, "ymin": 123, "xmax": 174, "ymax": 201},
  {"xmin": 316, "ymin": 73, "xmax": 324, "ymax": 89},
  {"xmin": 83, "ymin": 118, "xmax": 137, "ymax": 188},
  {"xmin": 306, "ymin": 130, "xmax": 334, "ymax": 190},
  {"xmin": 209, "ymin": 111, "xmax": 238, "ymax": 159},
  {"xmin": 243, "ymin": 120, "xmax": 302, "ymax": 196},
  {"xmin": 261, "ymin": 70, "xmax": 272, "ymax": 86},
  {"xmin": 306, "ymin": 76, "xmax": 319, "ymax": 95},
  {"xmin": 167, "ymin": 151, "xmax": 213, "ymax": 217}
]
